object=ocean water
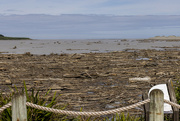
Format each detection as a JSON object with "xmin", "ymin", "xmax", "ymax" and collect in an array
[{"xmin": 0, "ymin": 39, "xmax": 180, "ymax": 55}]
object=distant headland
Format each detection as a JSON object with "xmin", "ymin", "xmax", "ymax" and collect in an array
[
  {"xmin": 149, "ymin": 35, "xmax": 180, "ymax": 40},
  {"xmin": 0, "ymin": 34, "xmax": 31, "ymax": 40}
]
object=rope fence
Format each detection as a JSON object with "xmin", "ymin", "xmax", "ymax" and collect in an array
[
  {"xmin": 0, "ymin": 102, "xmax": 12, "ymax": 113},
  {"xmin": 26, "ymin": 99, "xmax": 150, "ymax": 116},
  {"xmin": 164, "ymin": 99, "xmax": 180, "ymax": 109},
  {"xmin": 0, "ymin": 99, "xmax": 180, "ymax": 116}
]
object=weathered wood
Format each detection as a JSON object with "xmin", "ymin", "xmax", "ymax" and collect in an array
[
  {"xmin": 149, "ymin": 89, "xmax": 164, "ymax": 121},
  {"xmin": 142, "ymin": 91, "xmax": 149, "ymax": 121},
  {"xmin": 167, "ymin": 78, "xmax": 179, "ymax": 121},
  {"xmin": 12, "ymin": 92, "xmax": 27, "ymax": 121}
]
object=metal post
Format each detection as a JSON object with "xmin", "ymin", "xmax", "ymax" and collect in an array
[
  {"xmin": 12, "ymin": 92, "xmax": 27, "ymax": 121},
  {"xmin": 149, "ymin": 89, "xmax": 164, "ymax": 121}
]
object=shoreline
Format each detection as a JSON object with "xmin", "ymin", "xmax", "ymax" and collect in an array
[{"xmin": 0, "ymin": 38, "xmax": 180, "ymax": 55}]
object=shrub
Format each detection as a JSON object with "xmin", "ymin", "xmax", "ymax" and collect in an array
[
  {"xmin": 0, "ymin": 81, "xmax": 66, "ymax": 121},
  {"xmin": 0, "ymin": 82, "xmax": 144, "ymax": 121},
  {"xmin": 0, "ymin": 34, "xmax": 4, "ymax": 37}
]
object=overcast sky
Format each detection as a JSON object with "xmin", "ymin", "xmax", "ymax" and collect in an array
[
  {"xmin": 1, "ymin": 0, "xmax": 180, "ymax": 15},
  {"xmin": 1, "ymin": 0, "xmax": 180, "ymax": 39},
  {"xmin": 0, "ymin": 0, "xmax": 180, "ymax": 15}
]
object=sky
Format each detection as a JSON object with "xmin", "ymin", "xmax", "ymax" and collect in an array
[
  {"xmin": 1, "ymin": 0, "xmax": 180, "ymax": 15},
  {"xmin": 0, "ymin": 0, "xmax": 180, "ymax": 39}
]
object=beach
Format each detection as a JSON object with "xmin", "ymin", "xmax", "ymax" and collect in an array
[{"xmin": 0, "ymin": 38, "xmax": 180, "ymax": 114}]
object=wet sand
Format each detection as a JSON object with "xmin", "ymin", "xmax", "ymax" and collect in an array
[{"xmin": 0, "ymin": 39, "xmax": 180, "ymax": 54}]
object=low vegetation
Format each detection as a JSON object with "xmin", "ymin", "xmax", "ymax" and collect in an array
[
  {"xmin": 0, "ymin": 34, "xmax": 30, "ymax": 40},
  {"xmin": 175, "ymin": 77, "xmax": 180, "ymax": 120},
  {"xmin": 1, "ymin": 78, "xmax": 180, "ymax": 120},
  {"xmin": 0, "ymin": 82, "xmax": 143, "ymax": 121},
  {"xmin": 0, "ymin": 81, "xmax": 67, "ymax": 121},
  {"xmin": 0, "ymin": 78, "xmax": 180, "ymax": 121}
]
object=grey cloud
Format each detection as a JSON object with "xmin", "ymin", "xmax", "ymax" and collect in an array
[
  {"xmin": 5, "ymin": 9, "xmax": 22, "ymax": 12},
  {"xmin": 0, "ymin": 14, "xmax": 180, "ymax": 39}
]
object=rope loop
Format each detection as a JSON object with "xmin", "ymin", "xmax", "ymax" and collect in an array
[
  {"xmin": 26, "ymin": 99, "xmax": 150, "ymax": 116},
  {"xmin": 1, "ymin": 99, "xmax": 180, "ymax": 116}
]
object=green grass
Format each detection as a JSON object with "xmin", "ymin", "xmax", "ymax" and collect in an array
[
  {"xmin": 174, "ymin": 77, "xmax": 180, "ymax": 120},
  {"xmin": 175, "ymin": 77, "xmax": 180, "ymax": 104},
  {"xmin": 106, "ymin": 113, "xmax": 143, "ymax": 121}
]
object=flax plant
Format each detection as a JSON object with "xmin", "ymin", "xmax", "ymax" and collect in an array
[{"xmin": 0, "ymin": 81, "xmax": 66, "ymax": 121}]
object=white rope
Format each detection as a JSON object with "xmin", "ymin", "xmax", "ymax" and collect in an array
[
  {"xmin": 0, "ymin": 102, "xmax": 12, "ymax": 113},
  {"xmin": 1, "ymin": 99, "xmax": 180, "ymax": 116},
  {"xmin": 164, "ymin": 99, "xmax": 180, "ymax": 109},
  {"xmin": 1, "ymin": 98, "xmax": 180, "ymax": 116},
  {"xmin": 26, "ymin": 99, "xmax": 150, "ymax": 116}
]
